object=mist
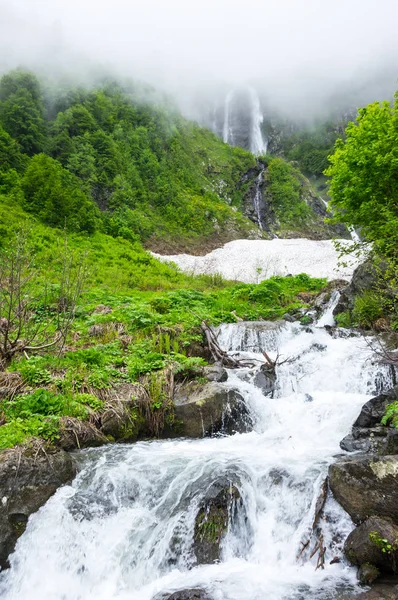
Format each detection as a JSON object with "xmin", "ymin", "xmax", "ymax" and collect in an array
[{"xmin": 1, "ymin": 0, "xmax": 397, "ymax": 119}]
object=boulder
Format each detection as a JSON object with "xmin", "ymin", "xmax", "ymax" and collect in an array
[
  {"xmin": 0, "ymin": 445, "xmax": 76, "ymax": 568},
  {"xmin": 340, "ymin": 427, "xmax": 392, "ymax": 454},
  {"xmin": 153, "ymin": 590, "xmax": 212, "ymax": 600},
  {"xmin": 353, "ymin": 387, "xmax": 398, "ymax": 429},
  {"xmin": 170, "ymin": 382, "xmax": 251, "ymax": 438},
  {"xmin": 344, "ymin": 516, "xmax": 398, "ymax": 574},
  {"xmin": 340, "ymin": 387, "xmax": 398, "ymax": 456},
  {"xmin": 253, "ymin": 364, "xmax": 276, "ymax": 396},
  {"xmin": 329, "ymin": 455, "xmax": 398, "ymax": 524},
  {"xmin": 358, "ymin": 563, "xmax": 381, "ymax": 585},
  {"xmin": 193, "ymin": 479, "xmax": 242, "ymax": 565},
  {"xmin": 344, "ymin": 584, "xmax": 398, "ymax": 599},
  {"xmin": 202, "ymin": 364, "xmax": 228, "ymax": 383},
  {"xmin": 333, "ymin": 259, "xmax": 382, "ymax": 317}
]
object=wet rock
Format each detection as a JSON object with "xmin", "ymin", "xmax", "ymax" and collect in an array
[
  {"xmin": 282, "ymin": 313, "xmax": 296, "ymax": 322},
  {"xmin": 153, "ymin": 589, "xmax": 212, "ymax": 600},
  {"xmin": 253, "ymin": 364, "xmax": 276, "ymax": 396},
  {"xmin": 202, "ymin": 364, "xmax": 228, "ymax": 383},
  {"xmin": 344, "ymin": 583, "xmax": 398, "ymax": 599},
  {"xmin": 358, "ymin": 563, "xmax": 381, "ymax": 585},
  {"xmin": 333, "ymin": 259, "xmax": 383, "ymax": 317},
  {"xmin": 329, "ymin": 455, "xmax": 398, "ymax": 524},
  {"xmin": 170, "ymin": 382, "xmax": 251, "ymax": 438},
  {"xmin": 193, "ymin": 479, "xmax": 242, "ymax": 565},
  {"xmin": 340, "ymin": 427, "xmax": 391, "ymax": 454},
  {"xmin": 0, "ymin": 445, "xmax": 76, "ymax": 568},
  {"xmin": 340, "ymin": 387, "xmax": 398, "ymax": 456},
  {"xmin": 354, "ymin": 387, "xmax": 398, "ymax": 429},
  {"xmin": 345, "ymin": 516, "xmax": 398, "ymax": 574}
]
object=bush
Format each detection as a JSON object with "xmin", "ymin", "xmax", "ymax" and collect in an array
[{"xmin": 352, "ymin": 292, "xmax": 384, "ymax": 328}]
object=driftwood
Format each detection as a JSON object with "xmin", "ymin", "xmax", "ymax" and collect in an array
[
  {"xmin": 312, "ymin": 478, "xmax": 328, "ymax": 529},
  {"xmin": 297, "ymin": 478, "xmax": 329, "ymax": 569}
]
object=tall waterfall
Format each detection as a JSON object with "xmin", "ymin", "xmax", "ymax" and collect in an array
[
  {"xmin": 222, "ymin": 90, "xmax": 234, "ymax": 146},
  {"xmin": 248, "ymin": 87, "xmax": 267, "ymax": 155},
  {"xmin": 1, "ymin": 317, "xmax": 394, "ymax": 600},
  {"xmin": 221, "ymin": 87, "xmax": 267, "ymax": 156}
]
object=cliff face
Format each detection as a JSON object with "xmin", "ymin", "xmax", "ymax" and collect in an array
[{"xmin": 240, "ymin": 159, "xmax": 349, "ymax": 240}]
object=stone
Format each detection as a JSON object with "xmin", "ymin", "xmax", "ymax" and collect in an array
[
  {"xmin": 353, "ymin": 387, "xmax": 398, "ymax": 429},
  {"xmin": 170, "ymin": 382, "xmax": 252, "ymax": 438},
  {"xmin": 253, "ymin": 364, "xmax": 276, "ymax": 396},
  {"xmin": 333, "ymin": 259, "xmax": 384, "ymax": 317},
  {"xmin": 202, "ymin": 364, "xmax": 228, "ymax": 383},
  {"xmin": 153, "ymin": 590, "xmax": 212, "ymax": 600},
  {"xmin": 0, "ymin": 445, "xmax": 76, "ymax": 568},
  {"xmin": 344, "ymin": 584, "xmax": 398, "ymax": 599},
  {"xmin": 329, "ymin": 455, "xmax": 398, "ymax": 524},
  {"xmin": 344, "ymin": 516, "xmax": 398, "ymax": 574},
  {"xmin": 193, "ymin": 479, "xmax": 242, "ymax": 565},
  {"xmin": 340, "ymin": 427, "xmax": 391, "ymax": 454},
  {"xmin": 358, "ymin": 564, "xmax": 381, "ymax": 585}
]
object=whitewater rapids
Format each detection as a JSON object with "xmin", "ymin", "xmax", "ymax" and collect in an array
[
  {"xmin": 0, "ymin": 308, "xmax": 394, "ymax": 600},
  {"xmin": 152, "ymin": 238, "xmax": 359, "ymax": 283}
]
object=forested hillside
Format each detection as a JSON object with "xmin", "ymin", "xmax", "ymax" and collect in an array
[{"xmin": 0, "ymin": 70, "xmax": 262, "ymax": 251}]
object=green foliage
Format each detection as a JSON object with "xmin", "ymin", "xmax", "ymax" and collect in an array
[
  {"xmin": 369, "ymin": 531, "xmax": 398, "ymax": 554},
  {"xmin": 381, "ymin": 402, "xmax": 398, "ymax": 429},
  {"xmin": 0, "ymin": 416, "xmax": 59, "ymax": 450},
  {"xmin": 0, "ymin": 70, "xmax": 46, "ymax": 156},
  {"xmin": 267, "ymin": 158, "xmax": 312, "ymax": 226},
  {"xmin": 326, "ymin": 94, "xmax": 398, "ymax": 257},
  {"xmin": 22, "ymin": 154, "xmax": 100, "ymax": 232},
  {"xmin": 334, "ymin": 311, "xmax": 353, "ymax": 328},
  {"xmin": 352, "ymin": 292, "xmax": 384, "ymax": 328}
]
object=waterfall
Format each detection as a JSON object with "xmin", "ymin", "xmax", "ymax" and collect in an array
[
  {"xmin": 315, "ymin": 291, "xmax": 340, "ymax": 328},
  {"xmin": 221, "ymin": 87, "xmax": 267, "ymax": 156},
  {"xmin": 253, "ymin": 166, "xmax": 265, "ymax": 229},
  {"xmin": 223, "ymin": 90, "xmax": 234, "ymax": 145},
  {"xmin": 248, "ymin": 87, "xmax": 267, "ymax": 156},
  {"xmin": 1, "ymin": 315, "xmax": 393, "ymax": 600}
]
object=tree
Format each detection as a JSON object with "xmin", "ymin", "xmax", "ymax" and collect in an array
[
  {"xmin": 326, "ymin": 93, "xmax": 398, "ymax": 257},
  {"xmin": 0, "ymin": 70, "xmax": 46, "ymax": 156},
  {"xmin": 0, "ymin": 231, "xmax": 87, "ymax": 368},
  {"xmin": 22, "ymin": 154, "xmax": 100, "ymax": 232}
]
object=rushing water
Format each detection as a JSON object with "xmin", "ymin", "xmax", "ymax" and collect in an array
[
  {"xmin": 252, "ymin": 167, "xmax": 265, "ymax": 229},
  {"xmin": 222, "ymin": 88, "xmax": 267, "ymax": 156},
  {"xmin": 1, "ymin": 315, "xmax": 394, "ymax": 600}
]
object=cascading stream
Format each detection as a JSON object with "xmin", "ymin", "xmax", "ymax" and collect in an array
[
  {"xmin": 0, "ymin": 318, "xmax": 394, "ymax": 600},
  {"xmin": 253, "ymin": 167, "xmax": 265, "ymax": 229}
]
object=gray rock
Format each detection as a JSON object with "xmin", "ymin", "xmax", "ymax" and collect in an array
[
  {"xmin": 202, "ymin": 365, "xmax": 228, "ymax": 383},
  {"xmin": 334, "ymin": 259, "xmax": 384, "ymax": 317},
  {"xmin": 153, "ymin": 590, "xmax": 212, "ymax": 600},
  {"xmin": 193, "ymin": 479, "xmax": 242, "ymax": 565},
  {"xmin": 0, "ymin": 446, "xmax": 76, "ymax": 568},
  {"xmin": 171, "ymin": 382, "xmax": 252, "ymax": 438},
  {"xmin": 282, "ymin": 313, "xmax": 296, "ymax": 322},
  {"xmin": 345, "ymin": 516, "xmax": 398, "ymax": 573},
  {"xmin": 344, "ymin": 584, "xmax": 398, "ymax": 599},
  {"xmin": 253, "ymin": 364, "xmax": 276, "ymax": 396},
  {"xmin": 340, "ymin": 427, "xmax": 391, "ymax": 454},
  {"xmin": 358, "ymin": 563, "xmax": 380, "ymax": 585},
  {"xmin": 329, "ymin": 455, "xmax": 398, "ymax": 524},
  {"xmin": 353, "ymin": 387, "xmax": 398, "ymax": 429}
]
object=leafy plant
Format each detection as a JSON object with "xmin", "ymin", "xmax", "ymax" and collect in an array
[{"xmin": 381, "ymin": 402, "xmax": 398, "ymax": 429}]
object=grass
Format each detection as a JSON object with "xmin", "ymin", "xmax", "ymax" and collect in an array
[{"xmin": 0, "ymin": 198, "xmax": 327, "ymax": 450}]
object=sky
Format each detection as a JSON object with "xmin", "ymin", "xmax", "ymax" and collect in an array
[{"xmin": 0, "ymin": 0, "xmax": 397, "ymax": 115}]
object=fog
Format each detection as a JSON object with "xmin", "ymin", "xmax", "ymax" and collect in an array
[{"xmin": 1, "ymin": 0, "xmax": 397, "ymax": 117}]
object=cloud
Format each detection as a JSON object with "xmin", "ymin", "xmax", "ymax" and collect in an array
[{"xmin": 1, "ymin": 0, "xmax": 397, "ymax": 116}]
